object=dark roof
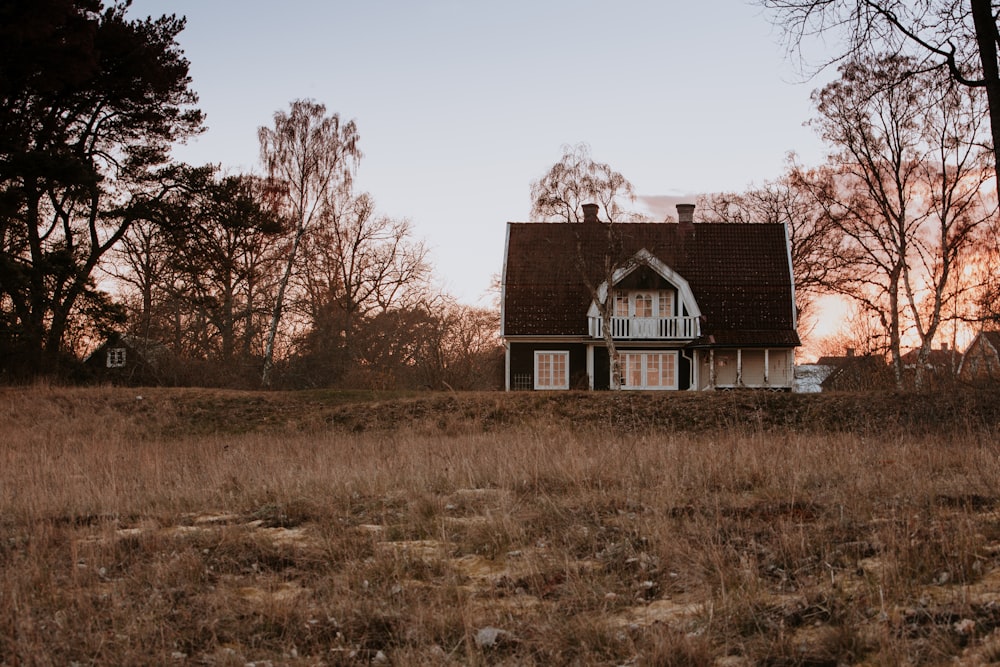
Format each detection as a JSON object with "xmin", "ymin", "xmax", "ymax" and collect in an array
[
  {"xmin": 816, "ymin": 355, "xmax": 851, "ymax": 367},
  {"xmin": 503, "ymin": 221, "xmax": 799, "ymax": 347},
  {"xmin": 978, "ymin": 331, "xmax": 1000, "ymax": 352},
  {"xmin": 900, "ymin": 347, "xmax": 960, "ymax": 368},
  {"xmin": 820, "ymin": 355, "xmax": 893, "ymax": 391}
]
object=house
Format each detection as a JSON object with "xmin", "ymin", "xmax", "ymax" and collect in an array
[
  {"xmin": 792, "ymin": 364, "xmax": 834, "ymax": 393},
  {"xmin": 83, "ymin": 333, "xmax": 173, "ymax": 385},
  {"xmin": 900, "ymin": 344, "xmax": 960, "ymax": 387},
  {"xmin": 501, "ymin": 203, "xmax": 800, "ymax": 391},
  {"xmin": 958, "ymin": 331, "xmax": 1000, "ymax": 384},
  {"xmin": 819, "ymin": 354, "xmax": 893, "ymax": 392}
]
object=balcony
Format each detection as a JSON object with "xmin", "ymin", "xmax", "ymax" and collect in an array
[{"xmin": 589, "ymin": 316, "xmax": 700, "ymax": 340}]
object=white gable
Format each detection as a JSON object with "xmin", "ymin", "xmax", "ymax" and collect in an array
[{"xmin": 586, "ymin": 248, "xmax": 702, "ymax": 318}]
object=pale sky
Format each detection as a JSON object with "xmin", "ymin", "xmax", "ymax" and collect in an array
[{"xmin": 128, "ymin": 0, "xmax": 831, "ymax": 306}]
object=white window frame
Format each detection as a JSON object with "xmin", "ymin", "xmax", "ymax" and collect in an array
[
  {"xmin": 658, "ymin": 291, "xmax": 674, "ymax": 318},
  {"xmin": 619, "ymin": 351, "xmax": 678, "ymax": 390},
  {"xmin": 534, "ymin": 351, "xmax": 570, "ymax": 390},
  {"xmin": 107, "ymin": 347, "xmax": 127, "ymax": 368},
  {"xmin": 614, "ymin": 290, "xmax": 675, "ymax": 318}
]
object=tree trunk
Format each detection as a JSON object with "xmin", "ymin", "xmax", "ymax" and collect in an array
[
  {"xmin": 970, "ymin": 0, "xmax": 1000, "ymax": 201},
  {"xmin": 261, "ymin": 229, "xmax": 305, "ymax": 387}
]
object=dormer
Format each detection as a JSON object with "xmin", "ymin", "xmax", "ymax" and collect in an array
[{"xmin": 586, "ymin": 248, "xmax": 701, "ymax": 340}]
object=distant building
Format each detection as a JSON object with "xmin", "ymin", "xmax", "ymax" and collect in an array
[
  {"xmin": 958, "ymin": 332, "xmax": 1000, "ymax": 384},
  {"xmin": 793, "ymin": 364, "xmax": 834, "ymax": 393},
  {"xmin": 83, "ymin": 334, "xmax": 173, "ymax": 385},
  {"xmin": 900, "ymin": 344, "xmax": 960, "ymax": 387},
  {"xmin": 820, "ymin": 354, "xmax": 893, "ymax": 392}
]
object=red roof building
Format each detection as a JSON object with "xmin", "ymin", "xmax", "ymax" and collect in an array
[{"xmin": 501, "ymin": 204, "xmax": 800, "ymax": 390}]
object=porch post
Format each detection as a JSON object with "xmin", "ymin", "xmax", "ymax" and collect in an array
[
  {"xmin": 736, "ymin": 349, "xmax": 743, "ymax": 387},
  {"xmin": 764, "ymin": 349, "xmax": 770, "ymax": 385},
  {"xmin": 709, "ymin": 349, "xmax": 716, "ymax": 388},
  {"xmin": 504, "ymin": 343, "xmax": 511, "ymax": 391},
  {"xmin": 586, "ymin": 344, "xmax": 594, "ymax": 390},
  {"xmin": 689, "ymin": 350, "xmax": 698, "ymax": 390}
]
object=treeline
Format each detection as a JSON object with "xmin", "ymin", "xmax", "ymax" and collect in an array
[{"xmin": 0, "ymin": 2, "xmax": 501, "ymax": 389}]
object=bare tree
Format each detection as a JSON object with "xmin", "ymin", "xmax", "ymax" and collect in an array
[
  {"xmin": 800, "ymin": 55, "xmax": 992, "ymax": 387},
  {"xmin": 162, "ymin": 171, "xmax": 282, "ymax": 365},
  {"xmin": 258, "ymin": 100, "xmax": 360, "ymax": 386},
  {"xmin": 110, "ymin": 169, "xmax": 284, "ymax": 385},
  {"xmin": 905, "ymin": 79, "xmax": 994, "ymax": 384},
  {"xmin": 530, "ymin": 143, "xmax": 647, "ymax": 222},
  {"xmin": 697, "ymin": 161, "xmax": 848, "ymax": 323},
  {"xmin": 293, "ymin": 193, "xmax": 429, "ymax": 385},
  {"xmin": 109, "ymin": 216, "xmax": 175, "ymax": 347},
  {"xmin": 530, "ymin": 146, "xmax": 656, "ymax": 387},
  {"xmin": 761, "ymin": 0, "xmax": 1000, "ymax": 200},
  {"xmin": 814, "ymin": 302, "xmax": 888, "ymax": 358},
  {"xmin": 409, "ymin": 298, "xmax": 501, "ymax": 390},
  {"xmin": 795, "ymin": 57, "xmax": 931, "ymax": 386}
]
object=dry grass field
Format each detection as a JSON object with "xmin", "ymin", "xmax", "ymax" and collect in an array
[{"xmin": 3, "ymin": 385, "xmax": 1000, "ymax": 665}]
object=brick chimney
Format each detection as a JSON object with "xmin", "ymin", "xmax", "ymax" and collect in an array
[
  {"xmin": 582, "ymin": 203, "xmax": 599, "ymax": 223},
  {"xmin": 676, "ymin": 203, "xmax": 695, "ymax": 234}
]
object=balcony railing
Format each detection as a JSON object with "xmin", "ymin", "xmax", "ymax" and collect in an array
[{"xmin": 589, "ymin": 316, "xmax": 700, "ymax": 340}]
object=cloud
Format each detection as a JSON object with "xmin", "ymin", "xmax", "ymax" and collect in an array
[{"xmin": 637, "ymin": 193, "xmax": 706, "ymax": 222}]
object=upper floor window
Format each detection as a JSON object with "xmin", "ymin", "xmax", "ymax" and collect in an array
[
  {"xmin": 634, "ymin": 294, "xmax": 653, "ymax": 318},
  {"xmin": 614, "ymin": 293, "xmax": 628, "ymax": 318},
  {"xmin": 658, "ymin": 292, "xmax": 672, "ymax": 317},
  {"xmin": 613, "ymin": 290, "xmax": 674, "ymax": 318}
]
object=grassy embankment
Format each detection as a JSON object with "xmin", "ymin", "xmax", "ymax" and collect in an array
[{"xmin": 3, "ymin": 385, "xmax": 1000, "ymax": 665}]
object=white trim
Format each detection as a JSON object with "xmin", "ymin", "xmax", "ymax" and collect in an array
[
  {"xmin": 504, "ymin": 342, "xmax": 511, "ymax": 391},
  {"xmin": 619, "ymin": 351, "xmax": 680, "ymax": 390},
  {"xmin": 504, "ymin": 335, "xmax": 593, "ymax": 343},
  {"xmin": 586, "ymin": 345, "xmax": 594, "ymax": 390},
  {"xmin": 587, "ymin": 248, "xmax": 702, "ymax": 320},
  {"xmin": 534, "ymin": 350, "xmax": 570, "ymax": 390},
  {"xmin": 783, "ymin": 222, "xmax": 798, "ymax": 332},
  {"xmin": 500, "ymin": 223, "xmax": 511, "ymax": 339},
  {"xmin": 683, "ymin": 349, "xmax": 697, "ymax": 390}
]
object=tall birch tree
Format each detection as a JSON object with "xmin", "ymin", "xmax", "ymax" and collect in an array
[{"xmin": 257, "ymin": 100, "xmax": 360, "ymax": 386}]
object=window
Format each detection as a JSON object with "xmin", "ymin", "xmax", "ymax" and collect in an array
[
  {"xmin": 107, "ymin": 347, "xmax": 126, "ymax": 368},
  {"xmin": 614, "ymin": 292, "xmax": 629, "ymax": 317},
  {"xmin": 620, "ymin": 351, "xmax": 677, "ymax": 390},
  {"xmin": 645, "ymin": 353, "xmax": 676, "ymax": 388},
  {"xmin": 534, "ymin": 351, "xmax": 569, "ymax": 390},
  {"xmin": 658, "ymin": 292, "xmax": 673, "ymax": 317},
  {"xmin": 612, "ymin": 290, "xmax": 675, "ymax": 317},
  {"xmin": 634, "ymin": 293, "xmax": 653, "ymax": 318},
  {"xmin": 624, "ymin": 353, "xmax": 643, "ymax": 387}
]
